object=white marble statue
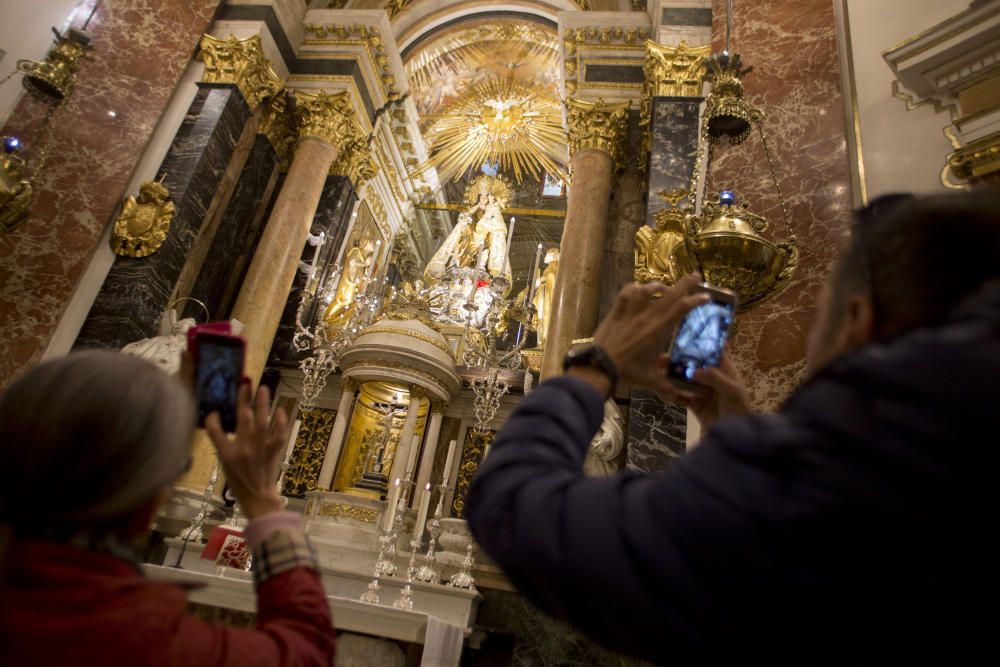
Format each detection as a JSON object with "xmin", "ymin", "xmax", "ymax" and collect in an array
[
  {"xmin": 121, "ymin": 306, "xmax": 243, "ymax": 375},
  {"xmin": 583, "ymin": 400, "xmax": 625, "ymax": 476}
]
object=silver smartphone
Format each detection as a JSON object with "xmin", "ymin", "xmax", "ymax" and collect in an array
[{"xmin": 667, "ymin": 284, "xmax": 738, "ymax": 387}]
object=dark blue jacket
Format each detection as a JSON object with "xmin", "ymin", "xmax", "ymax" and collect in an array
[{"xmin": 467, "ymin": 283, "xmax": 1000, "ymax": 661}]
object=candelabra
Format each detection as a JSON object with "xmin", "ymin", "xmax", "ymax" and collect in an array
[
  {"xmin": 413, "ymin": 483, "xmax": 448, "ymax": 583},
  {"xmin": 360, "ymin": 472, "xmax": 414, "ymax": 604},
  {"xmin": 179, "ymin": 461, "xmax": 219, "ymax": 541},
  {"xmin": 448, "ymin": 542, "xmax": 477, "ymax": 590},
  {"xmin": 392, "ymin": 539, "xmax": 421, "ymax": 610},
  {"xmin": 461, "ymin": 272, "xmax": 526, "ymax": 432}
]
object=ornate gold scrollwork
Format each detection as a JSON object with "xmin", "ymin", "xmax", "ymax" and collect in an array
[
  {"xmin": 317, "ymin": 502, "xmax": 377, "ymax": 523},
  {"xmin": 565, "ymin": 97, "xmax": 629, "ymax": 170},
  {"xmin": 634, "ymin": 189, "xmax": 692, "ymax": 285},
  {"xmin": 330, "ymin": 134, "xmax": 378, "ymax": 186},
  {"xmin": 948, "ymin": 131, "xmax": 1000, "ymax": 181},
  {"xmin": 198, "ymin": 34, "xmax": 283, "ymax": 111},
  {"xmin": 451, "ymin": 429, "xmax": 495, "ymax": 518},
  {"xmin": 281, "ymin": 407, "xmax": 337, "ymax": 497},
  {"xmin": 294, "ymin": 90, "xmax": 357, "ymax": 146},
  {"xmin": 110, "ymin": 177, "xmax": 177, "ymax": 257}
]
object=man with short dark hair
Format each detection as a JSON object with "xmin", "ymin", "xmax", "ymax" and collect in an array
[{"xmin": 466, "ymin": 192, "xmax": 1000, "ymax": 661}]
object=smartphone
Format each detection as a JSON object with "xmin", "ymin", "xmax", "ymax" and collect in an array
[
  {"xmin": 667, "ymin": 284, "xmax": 738, "ymax": 387},
  {"xmin": 190, "ymin": 329, "xmax": 246, "ymax": 432}
]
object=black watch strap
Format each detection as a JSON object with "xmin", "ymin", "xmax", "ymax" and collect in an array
[{"xmin": 562, "ymin": 344, "xmax": 618, "ymax": 396}]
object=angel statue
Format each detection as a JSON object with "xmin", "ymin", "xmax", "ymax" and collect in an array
[
  {"xmin": 422, "ymin": 174, "xmax": 513, "ymax": 286},
  {"xmin": 323, "ymin": 232, "xmax": 378, "ymax": 328}
]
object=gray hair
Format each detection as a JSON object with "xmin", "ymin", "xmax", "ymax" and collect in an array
[{"xmin": 0, "ymin": 350, "xmax": 195, "ymax": 535}]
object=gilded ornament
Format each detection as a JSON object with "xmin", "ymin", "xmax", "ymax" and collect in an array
[
  {"xmin": 282, "ymin": 407, "xmax": 338, "ymax": 497},
  {"xmin": 18, "ymin": 27, "xmax": 91, "ymax": 101},
  {"xmin": 638, "ymin": 41, "xmax": 710, "ymax": 167},
  {"xmin": 363, "ymin": 184, "xmax": 387, "ymax": 225},
  {"xmin": 302, "ymin": 24, "xmax": 401, "ymax": 100},
  {"xmin": 317, "ymin": 502, "xmax": 377, "ymax": 523},
  {"xmin": 634, "ymin": 189, "xmax": 692, "ymax": 285},
  {"xmin": 451, "ymin": 429, "xmax": 495, "ymax": 518},
  {"xmin": 418, "ymin": 76, "xmax": 568, "ymax": 183},
  {"xmin": 566, "ymin": 97, "xmax": 629, "ymax": 168},
  {"xmin": 198, "ymin": 34, "xmax": 283, "ymax": 111},
  {"xmin": 685, "ymin": 192, "xmax": 798, "ymax": 310},
  {"xmin": 705, "ymin": 53, "xmax": 757, "ymax": 144},
  {"xmin": 110, "ymin": 176, "xmax": 176, "ymax": 257},
  {"xmin": 259, "ymin": 91, "xmax": 296, "ymax": 162},
  {"xmin": 330, "ymin": 135, "xmax": 378, "ymax": 186},
  {"xmin": 947, "ymin": 131, "xmax": 1000, "ymax": 180},
  {"xmin": 0, "ymin": 137, "xmax": 33, "ymax": 232},
  {"xmin": 294, "ymin": 90, "xmax": 358, "ymax": 147}
]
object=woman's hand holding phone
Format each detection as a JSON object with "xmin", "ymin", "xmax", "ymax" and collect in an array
[{"xmin": 205, "ymin": 381, "xmax": 289, "ymax": 520}]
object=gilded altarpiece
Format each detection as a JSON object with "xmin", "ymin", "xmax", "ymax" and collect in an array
[
  {"xmin": 452, "ymin": 428, "xmax": 496, "ymax": 518},
  {"xmin": 281, "ymin": 407, "xmax": 337, "ymax": 497},
  {"xmin": 332, "ymin": 382, "xmax": 430, "ymax": 498}
]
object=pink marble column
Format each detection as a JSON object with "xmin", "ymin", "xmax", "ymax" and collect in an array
[
  {"xmin": 540, "ymin": 99, "xmax": 629, "ymax": 380},
  {"xmin": 0, "ymin": 0, "xmax": 222, "ymax": 388},
  {"xmin": 709, "ymin": 0, "xmax": 854, "ymax": 410}
]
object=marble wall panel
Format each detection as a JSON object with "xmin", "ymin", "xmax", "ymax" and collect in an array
[
  {"xmin": 645, "ymin": 97, "xmax": 702, "ymax": 229},
  {"xmin": 710, "ymin": 0, "xmax": 854, "ymax": 410},
  {"xmin": 0, "ymin": 0, "xmax": 222, "ymax": 386},
  {"xmin": 74, "ymin": 84, "xmax": 252, "ymax": 349},
  {"xmin": 182, "ymin": 135, "xmax": 279, "ymax": 322},
  {"xmin": 625, "ymin": 389, "xmax": 686, "ymax": 473},
  {"xmin": 267, "ymin": 175, "xmax": 356, "ymax": 367}
]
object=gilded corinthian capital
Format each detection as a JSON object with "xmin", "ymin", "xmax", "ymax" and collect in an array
[
  {"xmin": 198, "ymin": 34, "xmax": 283, "ymax": 110},
  {"xmin": 294, "ymin": 90, "xmax": 358, "ymax": 145},
  {"xmin": 565, "ymin": 98, "xmax": 629, "ymax": 167},
  {"xmin": 643, "ymin": 40, "xmax": 711, "ymax": 98}
]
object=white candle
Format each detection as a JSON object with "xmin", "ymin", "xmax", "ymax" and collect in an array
[
  {"xmin": 527, "ymin": 243, "xmax": 543, "ymax": 304},
  {"xmin": 414, "ymin": 482, "xmax": 432, "ymax": 542},
  {"xmin": 442, "ymin": 439, "xmax": 458, "ymax": 487},
  {"xmin": 382, "ymin": 478, "xmax": 401, "ymax": 531},
  {"xmin": 502, "ymin": 216, "xmax": 516, "ymax": 275},
  {"xmin": 283, "ymin": 418, "xmax": 302, "ymax": 464},
  {"xmin": 405, "ymin": 433, "xmax": 422, "ymax": 478},
  {"xmin": 309, "ymin": 232, "xmax": 325, "ymax": 275}
]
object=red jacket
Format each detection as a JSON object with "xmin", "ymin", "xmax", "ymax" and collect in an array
[{"xmin": 0, "ymin": 539, "xmax": 336, "ymax": 666}]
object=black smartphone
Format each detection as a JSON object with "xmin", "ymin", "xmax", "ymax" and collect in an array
[
  {"xmin": 667, "ymin": 284, "xmax": 738, "ymax": 387},
  {"xmin": 192, "ymin": 331, "xmax": 245, "ymax": 432}
]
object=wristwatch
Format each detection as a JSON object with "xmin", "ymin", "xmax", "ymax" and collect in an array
[{"xmin": 562, "ymin": 344, "xmax": 618, "ymax": 396}]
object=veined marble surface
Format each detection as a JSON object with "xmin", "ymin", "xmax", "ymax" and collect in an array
[
  {"xmin": 709, "ymin": 0, "xmax": 854, "ymax": 411},
  {"xmin": 0, "ymin": 0, "xmax": 222, "ymax": 385},
  {"xmin": 626, "ymin": 389, "xmax": 686, "ymax": 473}
]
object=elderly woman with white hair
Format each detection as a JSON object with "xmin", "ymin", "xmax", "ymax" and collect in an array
[{"xmin": 0, "ymin": 350, "xmax": 336, "ymax": 666}]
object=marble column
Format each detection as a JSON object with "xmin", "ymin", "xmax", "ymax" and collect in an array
[
  {"xmin": 540, "ymin": 98, "xmax": 629, "ymax": 379},
  {"xmin": 389, "ymin": 388, "xmax": 424, "ymax": 483},
  {"xmin": 74, "ymin": 84, "xmax": 253, "ymax": 349},
  {"xmin": 415, "ymin": 403, "xmax": 445, "ymax": 493},
  {"xmin": 626, "ymin": 42, "xmax": 709, "ymax": 473},
  {"xmin": 230, "ymin": 90, "xmax": 361, "ymax": 384},
  {"xmin": 317, "ymin": 378, "xmax": 359, "ymax": 491}
]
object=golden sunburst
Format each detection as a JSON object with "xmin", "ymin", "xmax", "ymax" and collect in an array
[{"xmin": 418, "ymin": 76, "xmax": 568, "ymax": 184}]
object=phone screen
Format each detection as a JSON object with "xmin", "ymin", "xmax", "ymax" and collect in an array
[
  {"xmin": 195, "ymin": 335, "xmax": 244, "ymax": 432},
  {"xmin": 668, "ymin": 299, "xmax": 735, "ymax": 383}
]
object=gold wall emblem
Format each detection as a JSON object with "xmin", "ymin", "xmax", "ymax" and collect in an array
[{"xmin": 110, "ymin": 177, "xmax": 176, "ymax": 257}]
